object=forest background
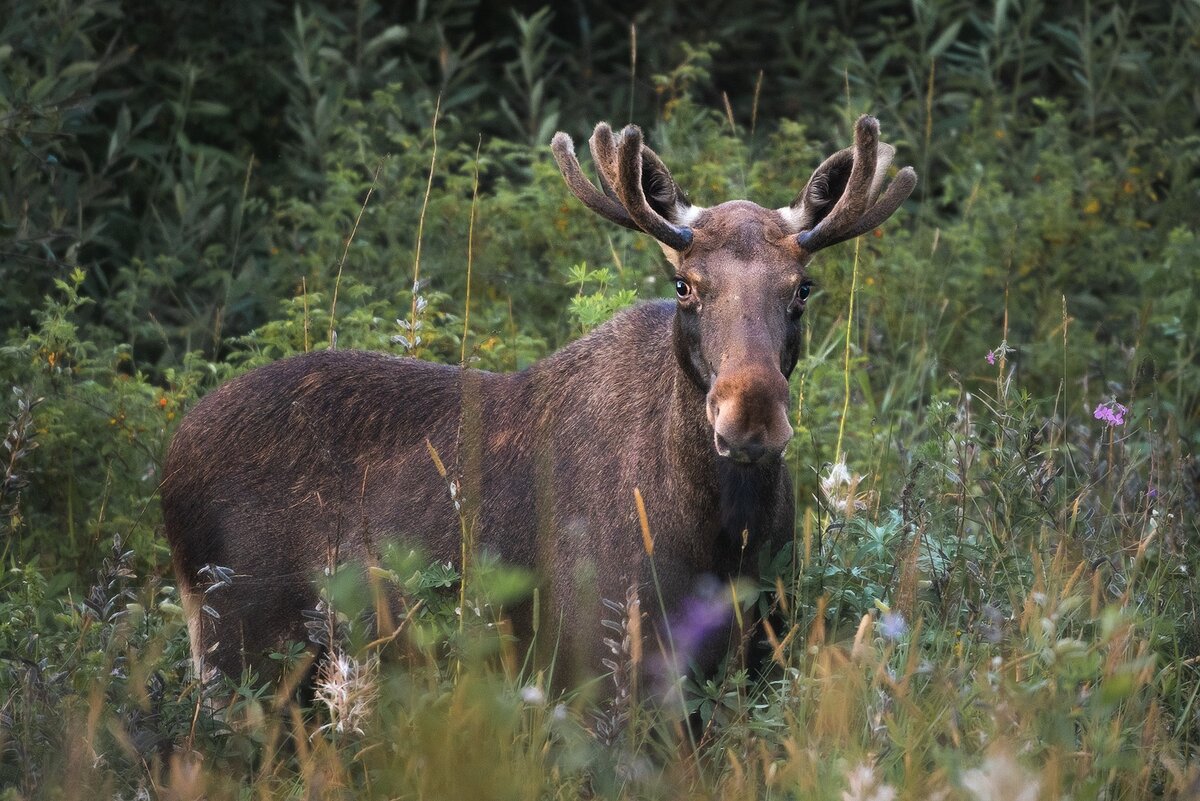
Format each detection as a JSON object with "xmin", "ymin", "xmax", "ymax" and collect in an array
[{"xmin": 1, "ymin": 0, "xmax": 1199, "ymax": 798}]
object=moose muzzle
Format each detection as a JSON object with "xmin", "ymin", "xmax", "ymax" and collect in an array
[{"xmin": 706, "ymin": 362, "xmax": 793, "ymax": 464}]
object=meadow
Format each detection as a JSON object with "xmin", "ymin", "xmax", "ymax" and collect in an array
[{"xmin": 1, "ymin": 1, "xmax": 1198, "ymax": 797}]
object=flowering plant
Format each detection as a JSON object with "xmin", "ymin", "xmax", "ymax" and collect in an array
[{"xmin": 1093, "ymin": 400, "xmax": 1128, "ymax": 427}]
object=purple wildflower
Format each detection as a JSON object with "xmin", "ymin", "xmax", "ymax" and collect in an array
[
  {"xmin": 650, "ymin": 578, "xmax": 734, "ymax": 692},
  {"xmin": 1093, "ymin": 401, "xmax": 1128, "ymax": 427},
  {"xmin": 986, "ymin": 350, "xmax": 996, "ymax": 366},
  {"xmin": 672, "ymin": 590, "xmax": 732, "ymax": 658}
]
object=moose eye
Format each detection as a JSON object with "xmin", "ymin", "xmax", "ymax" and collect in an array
[
  {"xmin": 789, "ymin": 281, "xmax": 814, "ymax": 319},
  {"xmin": 674, "ymin": 278, "xmax": 691, "ymax": 298}
]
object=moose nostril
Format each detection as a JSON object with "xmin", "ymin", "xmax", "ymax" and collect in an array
[{"xmin": 714, "ymin": 433, "xmax": 769, "ymax": 464}]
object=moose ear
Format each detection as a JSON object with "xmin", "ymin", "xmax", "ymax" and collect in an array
[
  {"xmin": 556, "ymin": 123, "xmax": 699, "ymax": 252},
  {"xmin": 782, "ymin": 115, "xmax": 915, "ymax": 252},
  {"xmin": 638, "ymin": 145, "xmax": 696, "ymax": 227},
  {"xmin": 785, "ymin": 148, "xmax": 855, "ymax": 232}
]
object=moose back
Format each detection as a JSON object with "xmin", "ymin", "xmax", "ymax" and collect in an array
[{"xmin": 162, "ymin": 117, "xmax": 916, "ymax": 687}]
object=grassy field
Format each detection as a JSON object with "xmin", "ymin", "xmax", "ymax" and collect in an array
[{"xmin": 2, "ymin": 1, "xmax": 1198, "ymax": 798}]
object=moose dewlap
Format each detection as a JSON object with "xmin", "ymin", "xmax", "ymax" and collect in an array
[{"xmin": 162, "ymin": 116, "xmax": 916, "ymax": 690}]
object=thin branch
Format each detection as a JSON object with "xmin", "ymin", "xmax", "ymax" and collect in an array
[
  {"xmin": 328, "ymin": 157, "xmax": 387, "ymax": 349},
  {"xmin": 409, "ymin": 96, "xmax": 442, "ymax": 356}
]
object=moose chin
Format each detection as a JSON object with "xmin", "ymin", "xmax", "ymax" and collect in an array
[{"xmin": 161, "ymin": 116, "xmax": 916, "ymax": 696}]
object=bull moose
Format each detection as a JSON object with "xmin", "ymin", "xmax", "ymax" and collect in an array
[{"xmin": 161, "ymin": 116, "xmax": 916, "ymax": 691}]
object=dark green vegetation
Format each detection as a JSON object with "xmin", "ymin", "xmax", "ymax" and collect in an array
[{"xmin": 2, "ymin": 0, "xmax": 1199, "ymax": 797}]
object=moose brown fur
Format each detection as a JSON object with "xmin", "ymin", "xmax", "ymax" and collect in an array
[{"xmin": 162, "ymin": 116, "xmax": 916, "ymax": 688}]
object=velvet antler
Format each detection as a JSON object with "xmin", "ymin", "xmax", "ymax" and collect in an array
[
  {"xmin": 552, "ymin": 123, "xmax": 696, "ymax": 252},
  {"xmin": 785, "ymin": 115, "xmax": 917, "ymax": 252}
]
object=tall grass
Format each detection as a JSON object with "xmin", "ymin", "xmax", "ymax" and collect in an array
[{"xmin": 2, "ymin": 348, "xmax": 1194, "ymax": 797}]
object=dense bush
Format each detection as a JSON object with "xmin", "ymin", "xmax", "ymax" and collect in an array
[{"xmin": 1, "ymin": 0, "xmax": 1198, "ymax": 797}]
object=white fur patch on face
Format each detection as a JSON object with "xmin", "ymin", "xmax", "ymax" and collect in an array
[
  {"xmin": 675, "ymin": 203, "xmax": 704, "ymax": 226},
  {"xmin": 776, "ymin": 204, "xmax": 804, "ymax": 233}
]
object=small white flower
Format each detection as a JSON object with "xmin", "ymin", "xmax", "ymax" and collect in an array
[
  {"xmin": 825, "ymin": 460, "xmax": 852, "ymax": 487},
  {"xmin": 821, "ymin": 460, "xmax": 873, "ymax": 515},
  {"xmin": 314, "ymin": 650, "xmax": 379, "ymax": 737},
  {"xmin": 520, "ymin": 685, "xmax": 545, "ymax": 705},
  {"xmin": 842, "ymin": 761, "xmax": 897, "ymax": 801},
  {"xmin": 880, "ymin": 611, "xmax": 907, "ymax": 641},
  {"xmin": 961, "ymin": 750, "xmax": 1039, "ymax": 801}
]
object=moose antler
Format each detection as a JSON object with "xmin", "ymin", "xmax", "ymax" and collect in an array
[
  {"xmin": 787, "ymin": 115, "xmax": 917, "ymax": 253},
  {"xmin": 550, "ymin": 126, "xmax": 638, "ymax": 232},
  {"xmin": 551, "ymin": 123, "xmax": 695, "ymax": 252},
  {"xmin": 613, "ymin": 126, "xmax": 693, "ymax": 250}
]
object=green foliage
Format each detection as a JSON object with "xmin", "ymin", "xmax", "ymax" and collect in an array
[
  {"xmin": 0, "ymin": 0, "xmax": 1198, "ymax": 796},
  {"xmin": 565, "ymin": 262, "xmax": 639, "ymax": 334}
]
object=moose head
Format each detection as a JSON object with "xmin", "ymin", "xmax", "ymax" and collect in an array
[{"xmin": 552, "ymin": 115, "xmax": 917, "ymax": 465}]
